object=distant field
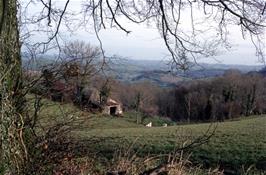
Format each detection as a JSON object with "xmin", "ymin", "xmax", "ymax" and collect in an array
[
  {"xmin": 32, "ymin": 97, "xmax": 266, "ymax": 173},
  {"xmin": 72, "ymin": 116, "xmax": 266, "ymax": 171}
]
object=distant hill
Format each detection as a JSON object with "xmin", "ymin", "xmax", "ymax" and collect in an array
[
  {"xmin": 22, "ymin": 56, "xmax": 264, "ymax": 87},
  {"xmin": 107, "ymin": 59, "xmax": 264, "ymax": 86},
  {"xmin": 22, "ymin": 56, "xmax": 55, "ymax": 71}
]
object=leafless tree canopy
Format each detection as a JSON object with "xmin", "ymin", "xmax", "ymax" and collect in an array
[
  {"xmin": 59, "ymin": 40, "xmax": 102, "ymax": 87},
  {"xmin": 63, "ymin": 40, "xmax": 101, "ymax": 61},
  {"xmin": 20, "ymin": 0, "xmax": 266, "ymax": 69}
]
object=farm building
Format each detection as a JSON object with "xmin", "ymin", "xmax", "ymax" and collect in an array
[
  {"xmin": 102, "ymin": 98, "xmax": 123, "ymax": 116},
  {"xmin": 81, "ymin": 87, "xmax": 123, "ymax": 116}
]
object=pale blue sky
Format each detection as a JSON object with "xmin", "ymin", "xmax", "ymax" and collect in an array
[
  {"xmin": 22, "ymin": 0, "xmax": 266, "ymax": 66},
  {"xmin": 63, "ymin": 0, "xmax": 266, "ymax": 65},
  {"xmin": 69, "ymin": 23, "xmax": 265, "ymax": 65}
]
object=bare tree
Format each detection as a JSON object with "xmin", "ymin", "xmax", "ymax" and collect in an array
[
  {"xmin": 0, "ymin": 0, "xmax": 265, "ymax": 174},
  {"xmin": 19, "ymin": 1, "xmax": 266, "ymax": 67},
  {"xmin": 59, "ymin": 40, "xmax": 100, "ymax": 83},
  {"xmin": 83, "ymin": 0, "xmax": 266, "ymax": 67}
]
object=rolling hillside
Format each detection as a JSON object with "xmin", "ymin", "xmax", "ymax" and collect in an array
[
  {"xmin": 22, "ymin": 57, "xmax": 264, "ymax": 87},
  {"xmin": 108, "ymin": 59, "xmax": 264, "ymax": 86},
  {"xmin": 32, "ymin": 96, "xmax": 266, "ymax": 174}
]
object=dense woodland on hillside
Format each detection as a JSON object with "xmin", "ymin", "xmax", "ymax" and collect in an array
[
  {"xmin": 158, "ymin": 71, "xmax": 266, "ymax": 121},
  {"xmin": 26, "ymin": 57, "xmax": 266, "ymax": 123},
  {"xmin": 113, "ymin": 69, "xmax": 266, "ymax": 122}
]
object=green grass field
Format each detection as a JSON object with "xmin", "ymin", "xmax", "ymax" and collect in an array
[{"xmin": 31, "ymin": 96, "xmax": 266, "ymax": 173}]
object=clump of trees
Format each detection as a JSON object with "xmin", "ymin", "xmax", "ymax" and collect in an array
[
  {"xmin": 28, "ymin": 40, "xmax": 103, "ymax": 103},
  {"xmin": 158, "ymin": 70, "xmax": 266, "ymax": 121},
  {"xmin": 113, "ymin": 81, "xmax": 160, "ymax": 115},
  {"xmin": 29, "ymin": 62, "xmax": 266, "ymax": 123}
]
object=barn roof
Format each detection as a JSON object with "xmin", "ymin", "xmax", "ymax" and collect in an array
[{"xmin": 106, "ymin": 98, "xmax": 120, "ymax": 106}]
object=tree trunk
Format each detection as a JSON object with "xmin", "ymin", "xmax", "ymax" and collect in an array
[{"xmin": 0, "ymin": 0, "xmax": 29, "ymax": 174}]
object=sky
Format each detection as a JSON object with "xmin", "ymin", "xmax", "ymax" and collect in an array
[
  {"xmin": 67, "ymin": 20, "xmax": 265, "ymax": 66},
  {"xmin": 72, "ymin": 24, "xmax": 264, "ymax": 65},
  {"xmin": 23, "ymin": 0, "xmax": 266, "ymax": 66},
  {"xmin": 65, "ymin": 0, "xmax": 266, "ymax": 66}
]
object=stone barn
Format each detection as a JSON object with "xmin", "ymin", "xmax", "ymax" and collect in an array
[
  {"xmin": 102, "ymin": 98, "xmax": 123, "ymax": 116},
  {"xmin": 81, "ymin": 87, "xmax": 123, "ymax": 116}
]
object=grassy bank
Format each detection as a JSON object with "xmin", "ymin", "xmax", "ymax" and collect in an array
[{"xmin": 31, "ymin": 96, "xmax": 266, "ymax": 173}]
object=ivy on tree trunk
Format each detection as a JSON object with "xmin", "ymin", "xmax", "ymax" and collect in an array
[{"xmin": 0, "ymin": 0, "xmax": 29, "ymax": 174}]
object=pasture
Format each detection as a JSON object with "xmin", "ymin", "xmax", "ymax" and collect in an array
[{"xmin": 32, "ymin": 97, "xmax": 266, "ymax": 173}]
